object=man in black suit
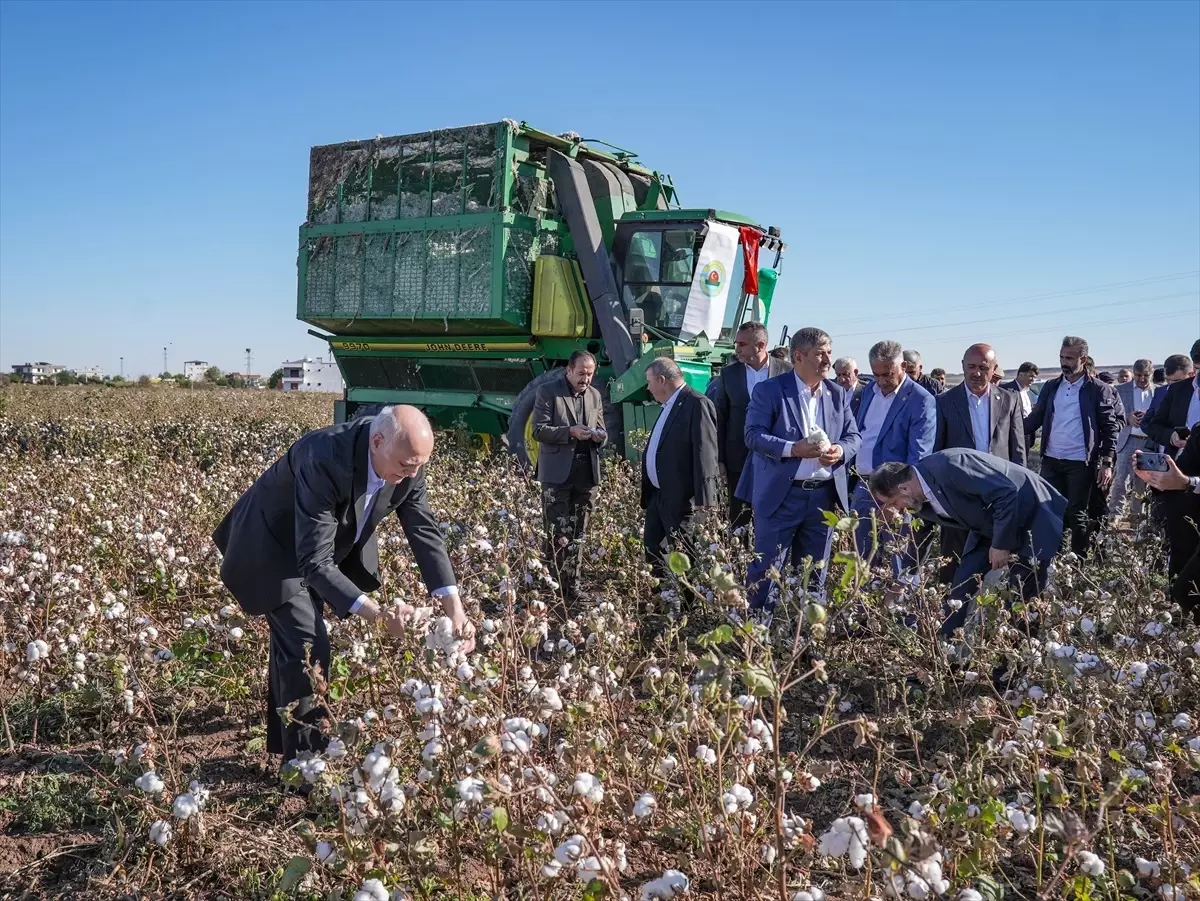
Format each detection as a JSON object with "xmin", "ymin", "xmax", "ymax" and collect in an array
[
  {"xmin": 712, "ymin": 321, "xmax": 792, "ymax": 535},
  {"xmin": 640, "ymin": 357, "xmax": 720, "ymax": 583},
  {"xmin": 1134, "ymin": 435, "xmax": 1200, "ymax": 622},
  {"xmin": 213, "ymin": 406, "xmax": 475, "ymax": 766},
  {"xmin": 834, "ymin": 356, "xmax": 866, "ymax": 416},
  {"xmin": 902, "ymin": 349, "xmax": 945, "ymax": 396},
  {"xmin": 1143, "ymin": 339, "xmax": 1200, "ymax": 457},
  {"xmin": 933, "ymin": 343, "xmax": 1027, "ymax": 580},
  {"xmin": 1024, "ymin": 336, "xmax": 1121, "ymax": 556},
  {"xmin": 532, "ymin": 351, "xmax": 607, "ymax": 600}
]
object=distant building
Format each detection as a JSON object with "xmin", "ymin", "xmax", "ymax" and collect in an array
[
  {"xmin": 183, "ymin": 360, "xmax": 210, "ymax": 382},
  {"xmin": 12, "ymin": 362, "xmax": 66, "ymax": 384},
  {"xmin": 281, "ymin": 357, "xmax": 344, "ymax": 393},
  {"xmin": 78, "ymin": 366, "xmax": 106, "ymax": 382}
]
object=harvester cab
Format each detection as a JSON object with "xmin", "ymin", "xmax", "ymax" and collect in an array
[{"xmin": 295, "ymin": 120, "xmax": 784, "ymax": 466}]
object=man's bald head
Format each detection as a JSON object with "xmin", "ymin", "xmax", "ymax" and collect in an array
[
  {"xmin": 962, "ymin": 343, "xmax": 997, "ymax": 395},
  {"xmin": 369, "ymin": 405, "xmax": 435, "ymax": 483}
]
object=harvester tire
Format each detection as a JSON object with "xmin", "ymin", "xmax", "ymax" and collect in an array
[{"xmin": 506, "ymin": 369, "xmax": 566, "ymax": 473}]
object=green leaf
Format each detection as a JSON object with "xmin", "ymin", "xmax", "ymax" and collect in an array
[
  {"xmin": 980, "ymin": 799, "xmax": 1006, "ymax": 825},
  {"xmin": 835, "ymin": 516, "xmax": 855, "ymax": 532},
  {"xmin": 582, "ymin": 877, "xmax": 607, "ymax": 901},
  {"xmin": 697, "ymin": 625, "xmax": 734, "ymax": 648},
  {"xmin": 976, "ymin": 874, "xmax": 1005, "ymax": 901},
  {"xmin": 1108, "ymin": 749, "xmax": 1124, "ymax": 763},
  {"xmin": 668, "ymin": 551, "xmax": 691, "ymax": 575},
  {"xmin": 742, "ymin": 664, "xmax": 777, "ymax": 698},
  {"xmin": 491, "ymin": 806, "xmax": 509, "ymax": 832},
  {"xmin": 278, "ymin": 856, "xmax": 311, "ymax": 893},
  {"xmin": 821, "ymin": 509, "xmax": 841, "ymax": 527}
]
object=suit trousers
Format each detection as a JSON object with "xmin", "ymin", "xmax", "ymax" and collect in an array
[
  {"xmin": 937, "ymin": 525, "xmax": 969, "ymax": 585},
  {"xmin": 1109, "ymin": 442, "xmax": 1148, "ymax": 517},
  {"xmin": 1171, "ymin": 516, "xmax": 1200, "ymax": 623},
  {"xmin": 265, "ymin": 588, "xmax": 331, "ymax": 760},
  {"xmin": 940, "ymin": 536, "xmax": 1049, "ymax": 636},
  {"xmin": 542, "ymin": 455, "xmax": 597, "ymax": 593},
  {"xmin": 1039, "ymin": 456, "xmax": 1093, "ymax": 555},
  {"xmin": 727, "ymin": 466, "xmax": 752, "ymax": 539},
  {"xmin": 643, "ymin": 487, "xmax": 695, "ymax": 585},
  {"xmin": 747, "ymin": 481, "xmax": 835, "ymax": 613}
]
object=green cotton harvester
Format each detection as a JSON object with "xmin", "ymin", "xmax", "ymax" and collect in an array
[{"xmin": 298, "ymin": 119, "xmax": 785, "ymax": 466}]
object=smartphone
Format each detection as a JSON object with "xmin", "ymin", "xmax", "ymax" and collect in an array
[
  {"xmin": 1136, "ymin": 452, "xmax": 1170, "ymax": 473},
  {"xmin": 1178, "ymin": 427, "xmax": 1192, "ymax": 440}
]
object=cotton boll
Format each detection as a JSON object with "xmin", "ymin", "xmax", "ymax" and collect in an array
[
  {"xmin": 572, "ymin": 772, "xmax": 604, "ymax": 804},
  {"xmin": 633, "ymin": 793, "xmax": 656, "ymax": 819},
  {"xmin": 353, "ymin": 878, "xmax": 390, "ymax": 901},
  {"xmin": 641, "ymin": 869, "xmax": 690, "ymax": 900},
  {"xmin": 315, "ymin": 840, "xmax": 336, "ymax": 863},
  {"xmin": 149, "ymin": 819, "xmax": 172, "ymax": 845},
  {"xmin": 818, "ymin": 816, "xmax": 869, "ymax": 869},
  {"xmin": 172, "ymin": 793, "xmax": 199, "ymax": 820},
  {"xmin": 1078, "ymin": 851, "xmax": 1105, "ymax": 876},
  {"xmin": 135, "ymin": 771, "xmax": 164, "ymax": 793}
]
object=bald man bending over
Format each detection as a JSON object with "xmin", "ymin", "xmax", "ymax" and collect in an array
[{"xmin": 213, "ymin": 405, "xmax": 474, "ymax": 772}]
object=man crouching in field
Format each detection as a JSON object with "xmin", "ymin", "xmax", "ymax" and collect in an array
[{"xmin": 212, "ymin": 405, "xmax": 475, "ymax": 777}]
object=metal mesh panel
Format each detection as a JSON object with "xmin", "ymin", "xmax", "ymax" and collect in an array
[
  {"xmin": 431, "ymin": 133, "xmax": 465, "ymax": 217},
  {"xmin": 504, "ymin": 229, "xmax": 533, "ymax": 323},
  {"xmin": 420, "ymin": 364, "xmax": 478, "ymax": 392},
  {"xmin": 305, "ymin": 238, "xmax": 335, "ymax": 315},
  {"xmin": 370, "ymin": 155, "xmax": 399, "ymax": 221},
  {"xmin": 393, "ymin": 232, "xmax": 426, "ymax": 316},
  {"xmin": 513, "ymin": 174, "xmax": 549, "ymax": 217},
  {"xmin": 363, "ymin": 235, "xmax": 394, "ymax": 316},
  {"xmin": 472, "ymin": 362, "xmax": 534, "ymax": 395},
  {"xmin": 379, "ymin": 357, "xmax": 422, "ymax": 390},
  {"xmin": 425, "ymin": 232, "xmax": 460, "ymax": 316},
  {"xmin": 465, "ymin": 125, "xmax": 497, "ymax": 213},
  {"xmin": 337, "ymin": 356, "xmax": 389, "ymax": 389},
  {"xmin": 400, "ymin": 137, "xmax": 433, "ymax": 218},
  {"xmin": 458, "ymin": 227, "xmax": 492, "ymax": 316},
  {"xmin": 333, "ymin": 236, "xmax": 363, "ymax": 316},
  {"xmin": 341, "ymin": 157, "xmax": 370, "ymax": 223}
]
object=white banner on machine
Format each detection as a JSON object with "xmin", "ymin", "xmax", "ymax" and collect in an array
[{"xmin": 679, "ymin": 222, "xmax": 740, "ymax": 341}]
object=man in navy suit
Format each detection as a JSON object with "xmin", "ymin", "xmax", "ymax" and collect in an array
[
  {"xmin": 1024, "ymin": 336, "xmax": 1120, "ymax": 556},
  {"xmin": 737, "ymin": 328, "xmax": 861, "ymax": 615},
  {"xmin": 849, "ymin": 339, "xmax": 936, "ymax": 574}
]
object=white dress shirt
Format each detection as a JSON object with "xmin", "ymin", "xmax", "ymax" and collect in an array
[
  {"xmin": 1129, "ymin": 385, "xmax": 1153, "ymax": 438},
  {"xmin": 646, "ymin": 385, "xmax": 684, "ymax": 489},
  {"xmin": 1188, "ymin": 375, "xmax": 1200, "ymax": 432},
  {"xmin": 783, "ymin": 374, "xmax": 833, "ymax": 481},
  {"xmin": 1018, "ymin": 387, "xmax": 1032, "ymax": 417},
  {"xmin": 745, "ymin": 360, "xmax": 770, "ymax": 399},
  {"xmin": 966, "ymin": 388, "xmax": 991, "ymax": 453},
  {"xmin": 915, "ymin": 469, "xmax": 949, "ymax": 518},
  {"xmin": 855, "ymin": 383, "xmax": 898, "ymax": 476},
  {"xmin": 1045, "ymin": 376, "xmax": 1088, "ymax": 462},
  {"xmin": 350, "ymin": 448, "xmax": 456, "ymax": 614}
]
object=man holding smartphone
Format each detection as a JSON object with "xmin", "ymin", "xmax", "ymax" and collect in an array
[
  {"xmin": 532, "ymin": 351, "xmax": 608, "ymax": 604},
  {"xmin": 1135, "ymin": 436, "xmax": 1200, "ymax": 622}
]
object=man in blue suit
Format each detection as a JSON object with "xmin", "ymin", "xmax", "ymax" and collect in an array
[
  {"xmin": 737, "ymin": 327, "xmax": 861, "ymax": 615},
  {"xmin": 869, "ymin": 449, "xmax": 1067, "ymax": 636},
  {"xmin": 849, "ymin": 340, "xmax": 936, "ymax": 573}
]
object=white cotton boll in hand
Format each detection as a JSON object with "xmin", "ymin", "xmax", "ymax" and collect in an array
[
  {"xmin": 135, "ymin": 771, "xmax": 164, "ymax": 793},
  {"xmin": 1077, "ymin": 850, "xmax": 1105, "ymax": 876},
  {"xmin": 353, "ymin": 878, "xmax": 390, "ymax": 901},
  {"xmin": 806, "ymin": 427, "xmax": 830, "ymax": 451},
  {"xmin": 149, "ymin": 819, "xmax": 172, "ymax": 845},
  {"xmin": 633, "ymin": 793, "xmax": 656, "ymax": 819},
  {"xmin": 641, "ymin": 869, "xmax": 690, "ymax": 900}
]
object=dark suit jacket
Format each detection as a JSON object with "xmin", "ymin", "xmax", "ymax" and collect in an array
[
  {"xmin": 1024, "ymin": 373, "xmax": 1120, "ymax": 466},
  {"xmin": 532, "ymin": 373, "xmax": 606, "ymax": 486},
  {"xmin": 212, "ymin": 420, "xmax": 455, "ymax": 618},
  {"xmin": 914, "ymin": 448, "xmax": 1067, "ymax": 561},
  {"xmin": 935, "ymin": 382, "xmax": 1026, "ymax": 465},
  {"xmin": 1144, "ymin": 376, "xmax": 1198, "ymax": 449},
  {"xmin": 640, "ymin": 386, "xmax": 720, "ymax": 529},
  {"xmin": 849, "ymin": 382, "xmax": 866, "ymax": 417},
  {"xmin": 916, "ymin": 373, "xmax": 945, "ymax": 396},
  {"xmin": 999, "ymin": 379, "xmax": 1021, "ymax": 394},
  {"xmin": 712, "ymin": 356, "xmax": 792, "ymax": 474}
]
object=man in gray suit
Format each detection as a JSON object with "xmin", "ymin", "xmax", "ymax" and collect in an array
[
  {"xmin": 1110, "ymin": 358, "xmax": 1155, "ymax": 517},
  {"xmin": 934, "ymin": 343, "xmax": 1027, "ymax": 580},
  {"xmin": 532, "ymin": 351, "xmax": 607, "ymax": 600},
  {"xmin": 711, "ymin": 321, "xmax": 791, "ymax": 535},
  {"xmin": 869, "ymin": 448, "xmax": 1066, "ymax": 636},
  {"xmin": 212, "ymin": 406, "xmax": 474, "ymax": 768}
]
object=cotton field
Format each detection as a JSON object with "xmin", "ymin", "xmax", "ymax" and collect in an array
[{"xmin": 0, "ymin": 386, "xmax": 1197, "ymax": 901}]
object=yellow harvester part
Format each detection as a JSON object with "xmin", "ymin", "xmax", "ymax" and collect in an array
[{"xmin": 532, "ymin": 256, "xmax": 593, "ymax": 338}]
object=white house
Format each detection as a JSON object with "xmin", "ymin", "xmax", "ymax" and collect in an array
[
  {"xmin": 183, "ymin": 360, "xmax": 210, "ymax": 381},
  {"xmin": 11, "ymin": 362, "xmax": 66, "ymax": 384},
  {"xmin": 281, "ymin": 357, "xmax": 344, "ymax": 393},
  {"xmin": 78, "ymin": 365, "xmax": 106, "ymax": 382}
]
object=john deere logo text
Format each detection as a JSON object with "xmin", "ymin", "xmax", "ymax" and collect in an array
[{"xmin": 699, "ymin": 261, "xmax": 726, "ymax": 297}]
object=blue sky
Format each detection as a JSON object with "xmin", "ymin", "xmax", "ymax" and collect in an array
[{"xmin": 1, "ymin": 0, "xmax": 1197, "ymax": 379}]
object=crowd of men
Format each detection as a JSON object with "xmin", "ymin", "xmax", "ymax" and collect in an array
[{"xmin": 533, "ymin": 329, "xmax": 1200, "ymax": 631}]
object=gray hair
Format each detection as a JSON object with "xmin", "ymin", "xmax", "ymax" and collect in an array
[
  {"xmin": 369, "ymin": 404, "xmax": 430, "ymax": 448},
  {"xmin": 902, "ymin": 349, "xmax": 922, "ymax": 365},
  {"xmin": 1062, "ymin": 335, "xmax": 1089, "ymax": 357},
  {"xmin": 833, "ymin": 356, "xmax": 857, "ymax": 373},
  {"xmin": 646, "ymin": 357, "xmax": 684, "ymax": 384},
  {"xmin": 868, "ymin": 462, "xmax": 916, "ymax": 498},
  {"xmin": 869, "ymin": 340, "xmax": 904, "ymax": 365},
  {"xmin": 1132, "ymin": 359, "xmax": 1153, "ymax": 374},
  {"xmin": 790, "ymin": 327, "xmax": 831, "ymax": 356}
]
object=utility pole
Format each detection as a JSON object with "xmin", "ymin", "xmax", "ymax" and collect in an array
[
  {"xmin": 162, "ymin": 346, "xmax": 168, "ymax": 375},
  {"xmin": 245, "ymin": 348, "xmax": 252, "ymax": 378},
  {"xmin": 119, "ymin": 356, "xmax": 124, "ymax": 378}
]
